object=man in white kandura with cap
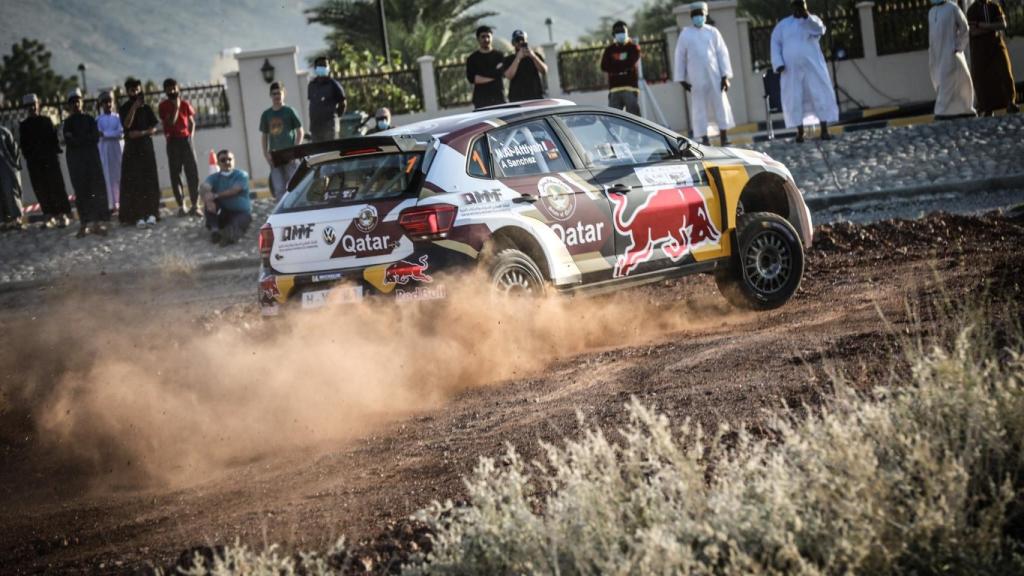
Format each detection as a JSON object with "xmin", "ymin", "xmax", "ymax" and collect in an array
[
  {"xmin": 928, "ymin": 0, "xmax": 975, "ymax": 119},
  {"xmin": 673, "ymin": 1, "xmax": 735, "ymax": 146},
  {"xmin": 770, "ymin": 0, "xmax": 839, "ymax": 142}
]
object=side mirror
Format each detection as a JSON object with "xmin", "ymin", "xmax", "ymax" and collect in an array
[{"xmin": 676, "ymin": 136, "xmax": 703, "ymax": 159}]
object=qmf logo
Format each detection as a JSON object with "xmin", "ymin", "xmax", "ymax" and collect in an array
[{"xmin": 281, "ymin": 223, "xmax": 314, "ymax": 241}]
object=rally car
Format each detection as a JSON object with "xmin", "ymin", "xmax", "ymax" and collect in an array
[{"xmin": 259, "ymin": 100, "xmax": 812, "ymax": 315}]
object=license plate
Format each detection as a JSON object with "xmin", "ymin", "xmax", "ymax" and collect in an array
[{"xmin": 301, "ymin": 286, "xmax": 363, "ymax": 309}]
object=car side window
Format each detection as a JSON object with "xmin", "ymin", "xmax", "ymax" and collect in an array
[
  {"xmin": 487, "ymin": 119, "xmax": 572, "ymax": 178},
  {"xmin": 561, "ymin": 114, "xmax": 675, "ymax": 167},
  {"xmin": 467, "ymin": 137, "xmax": 491, "ymax": 178}
]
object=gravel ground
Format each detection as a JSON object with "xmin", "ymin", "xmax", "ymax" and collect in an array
[
  {"xmin": 746, "ymin": 113, "xmax": 1024, "ymax": 198},
  {"xmin": 0, "ymin": 200, "xmax": 273, "ymax": 285}
]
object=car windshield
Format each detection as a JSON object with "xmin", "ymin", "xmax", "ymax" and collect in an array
[{"xmin": 281, "ymin": 152, "xmax": 422, "ymax": 210}]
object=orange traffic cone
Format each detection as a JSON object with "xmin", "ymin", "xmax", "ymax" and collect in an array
[{"xmin": 208, "ymin": 149, "xmax": 218, "ymax": 175}]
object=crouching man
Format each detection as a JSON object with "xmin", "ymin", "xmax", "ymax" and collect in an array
[{"xmin": 200, "ymin": 149, "xmax": 252, "ymax": 245}]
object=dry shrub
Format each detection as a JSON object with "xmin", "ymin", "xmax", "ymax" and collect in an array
[{"xmin": 410, "ymin": 303, "xmax": 1024, "ymax": 575}]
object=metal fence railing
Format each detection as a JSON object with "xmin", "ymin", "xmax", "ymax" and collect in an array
[
  {"xmin": 1003, "ymin": 0, "xmax": 1024, "ymax": 36},
  {"xmin": 748, "ymin": 8, "xmax": 864, "ymax": 71},
  {"xmin": 557, "ymin": 37, "xmax": 671, "ymax": 93},
  {"xmin": 336, "ymin": 66, "xmax": 424, "ymax": 115},
  {"xmin": 873, "ymin": 0, "xmax": 931, "ymax": 55},
  {"xmin": 435, "ymin": 58, "xmax": 474, "ymax": 109},
  {"xmin": 0, "ymin": 83, "xmax": 230, "ymax": 138}
]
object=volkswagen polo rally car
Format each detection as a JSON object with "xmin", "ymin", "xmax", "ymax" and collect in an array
[{"xmin": 259, "ymin": 100, "xmax": 812, "ymax": 315}]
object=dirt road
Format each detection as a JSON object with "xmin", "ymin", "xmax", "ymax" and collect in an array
[{"xmin": 1, "ymin": 211, "xmax": 1022, "ymax": 574}]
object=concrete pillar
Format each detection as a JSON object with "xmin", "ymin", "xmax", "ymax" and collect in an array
[
  {"xmin": 223, "ymin": 71, "xmax": 252, "ymax": 176},
  {"xmin": 664, "ymin": 26, "xmax": 680, "ymax": 73},
  {"xmin": 736, "ymin": 17, "xmax": 758, "ymax": 123},
  {"xmin": 674, "ymin": 0, "xmax": 749, "ymax": 123},
  {"xmin": 417, "ymin": 55, "xmax": 439, "ymax": 113},
  {"xmin": 541, "ymin": 42, "xmax": 564, "ymax": 98},
  {"xmin": 856, "ymin": 2, "xmax": 877, "ymax": 59}
]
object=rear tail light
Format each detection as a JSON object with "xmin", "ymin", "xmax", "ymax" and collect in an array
[
  {"xmin": 258, "ymin": 223, "xmax": 274, "ymax": 260},
  {"xmin": 399, "ymin": 204, "xmax": 457, "ymax": 240}
]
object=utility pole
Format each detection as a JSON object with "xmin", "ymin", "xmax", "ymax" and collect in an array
[
  {"xmin": 545, "ymin": 18, "xmax": 553, "ymax": 43},
  {"xmin": 378, "ymin": 0, "xmax": 392, "ymax": 67}
]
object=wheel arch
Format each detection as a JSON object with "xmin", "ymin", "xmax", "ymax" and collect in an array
[
  {"xmin": 486, "ymin": 226, "xmax": 552, "ymax": 281},
  {"xmin": 737, "ymin": 169, "xmax": 812, "ymax": 247}
]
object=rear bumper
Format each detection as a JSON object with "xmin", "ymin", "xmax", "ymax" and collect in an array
[{"xmin": 259, "ymin": 247, "xmax": 474, "ymax": 315}]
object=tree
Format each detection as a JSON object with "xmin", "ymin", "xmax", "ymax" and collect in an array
[
  {"xmin": 306, "ymin": 0, "xmax": 497, "ymax": 65},
  {"xmin": 0, "ymin": 38, "xmax": 78, "ymax": 103}
]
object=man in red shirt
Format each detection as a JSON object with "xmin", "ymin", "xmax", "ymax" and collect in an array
[
  {"xmin": 600, "ymin": 21, "xmax": 642, "ymax": 116},
  {"xmin": 159, "ymin": 78, "xmax": 200, "ymax": 216}
]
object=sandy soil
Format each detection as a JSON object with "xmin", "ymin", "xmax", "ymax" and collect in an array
[{"xmin": 0, "ymin": 211, "xmax": 1022, "ymax": 574}]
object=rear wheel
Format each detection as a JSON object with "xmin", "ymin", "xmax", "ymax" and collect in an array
[
  {"xmin": 489, "ymin": 248, "xmax": 547, "ymax": 296},
  {"xmin": 715, "ymin": 212, "xmax": 804, "ymax": 310}
]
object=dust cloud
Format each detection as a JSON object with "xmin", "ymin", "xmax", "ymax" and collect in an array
[{"xmin": 1, "ymin": 277, "xmax": 743, "ymax": 490}]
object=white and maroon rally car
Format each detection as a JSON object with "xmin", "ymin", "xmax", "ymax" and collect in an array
[{"xmin": 259, "ymin": 100, "xmax": 813, "ymax": 314}]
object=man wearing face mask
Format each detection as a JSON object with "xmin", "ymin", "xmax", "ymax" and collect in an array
[
  {"xmin": 62, "ymin": 88, "xmax": 110, "ymax": 237},
  {"xmin": 770, "ymin": 0, "xmax": 839, "ymax": 142},
  {"xmin": 158, "ymin": 78, "xmax": 200, "ymax": 216},
  {"xmin": 366, "ymin": 107, "xmax": 395, "ymax": 134},
  {"xmin": 673, "ymin": 2, "xmax": 735, "ymax": 146},
  {"xmin": 929, "ymin": 0, "xmax": 976, "ymax": 119},
  {"xmin": 601, "ymin": 21, "xmax": 642, "ymax": 116},
  {"xmin": 308, "ymin": 56, "xmax": 346, "ymax": 142},
  {"xmin": 118, "ymin": 77, "xmax": 162, "ymax": 227},
  {"xmin": 199, "ymin": 149, "xmax": 251, "ymax": 245},
  {"xmin": 502, "ymin": 30, "xmax": 548, "ymax": 102}
]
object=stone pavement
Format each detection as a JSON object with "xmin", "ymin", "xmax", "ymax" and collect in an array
[
  {"xmin": 1, "ymin": 113, "xmax": 1021, "ymax": 286},
  {"xmin": 745, "ymin": 113, "xmax": 1024, "ymax": 198}
]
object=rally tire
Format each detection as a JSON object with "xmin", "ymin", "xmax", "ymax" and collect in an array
[
  {"xmin": 715, "ymin": 212, "xmax": 804, "ymax": 310},
  {"xmin": 488, "ymin": 248, "xmax": 547, "ymax": 297}
]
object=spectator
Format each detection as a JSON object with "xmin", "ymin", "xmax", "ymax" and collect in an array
[
  {"xmin": 119, "ymin": 77, "xmax": 162, "ymax": 228},
  {"xmin": 502, "ymin": 30, "xmax": 548, "ymax": 102},
  {"xmin": 62, "ymin": 88, "xmax": 110, "ymax": 237},
  {"xmin": 96, "ymin": 91, "xmax": 123, "ymax": 212},
  {"xmin": 259, "ymin": 81, "xmax": 303, "ymax": 199},
  {"xmin": 466, "ymin": 25, "xmax": 506, "ymax": 109},
  {"xmin": 19, "ymin": 93, "xmax": 72, "ymax": 228},
  {"xmin": 199, "ymin": 149, "xmax": 251, "ymax": 245},
  {"xmin": 674, "ymin": 3, "xmax": 735, "ymax": 146},
  {"xmin": 928, "ymin": 0, "xmax": 976, "ymax": 119},
  {"xmin": 159, "ymin": 78, "xmax": 201, "ymax": 216},
  {"xmin": 308, "ymin": 56, "xmax": 346, "ymax": 142},
  {"xmin": 966, "ymin": 0, "xmax": 1018, "ymax": 116},
  {"xmin": 770, "ymin": 0, "xmax": 838, "ymax": 142},
  {"xmin": 366, "ymin": 107, "xmax": 394, "ymax": 134},
  {"xmin": 601, "ymin": 21, "xmax": 642, "ymax": 116},
  {"xmin": 0, "ymin": 125, "xmax": 23, "ymax": 231}
]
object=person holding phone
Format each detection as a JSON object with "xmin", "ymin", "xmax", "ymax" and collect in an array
[
  {"xmin": 502, "ymin": 29, "xmax": 548, "ymax": 102},
  {"xmin": 159, "ymin": 78, "xmax": 201, "ymax": 216},
  {"xmin": 118, "ymin": 77, "xmax": 162, "ymax": 227}
]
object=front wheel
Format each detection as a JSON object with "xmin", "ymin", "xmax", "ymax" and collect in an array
[
  {"xmin": 715, "ymin": 212, "xmax": 804, "ymax": 310},
  {"xmin": 488, "ymin": 248, "xmax": 547, "ymax": 297}
]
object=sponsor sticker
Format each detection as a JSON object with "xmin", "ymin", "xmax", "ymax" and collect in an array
[
  {"xmin": 312, "ymin": 272, "xmax": 343, "ymax": 283},
  {"xmin": 634, "ymin": 164, "xmax": 697, "ymax": 188},
  {"xmin": 550, "ymin": 221, "xmax": 605, "ymax": 247},
  {"xmin": 355, "ymin": 205, "xmax": 378, "ymax": 233},
  {"xmin": 278, "ymin": 223, "xmax": 318, "ymax": 253},
  {"xmin": 395, "ymin": 285, "xmax": 448, "ymax": 303},
  {"xmin": 384, "ymin": 255, "xmax": 433, "ymax": 286},
  {"xmin": 461, "ymin": 189, "xmax": 511, "ymax": 216},
  {"xmin": 537, "ymin": 176, "xmax": 576, "ymax": 221}
]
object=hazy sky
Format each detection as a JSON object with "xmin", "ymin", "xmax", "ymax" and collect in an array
[{"xmin": 0, "ymin": 0, "xmax": 647, "ymax": 89}]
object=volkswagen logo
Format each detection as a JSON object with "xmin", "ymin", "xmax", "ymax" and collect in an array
[{"xmin": 322, "ymin": 225, "xmax": 337, "ymax": 245}]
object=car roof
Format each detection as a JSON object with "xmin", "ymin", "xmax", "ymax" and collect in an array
[{"xmin": 384, "ymin": 99, "xmax": 577, "ymax": 139}]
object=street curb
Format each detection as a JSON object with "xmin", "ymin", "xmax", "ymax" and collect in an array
[{"xmin": 805, "ymin": 173, "xmax": 1024, "ymax": 211}]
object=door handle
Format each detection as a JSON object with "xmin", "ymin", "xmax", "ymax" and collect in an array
[
  {"xmin": 607, "ymin": 183, "xmax": 633, "ymax": 194},
  {"xmin": 512, "ymin": 195, "xmax": 537, "ymax": 204}
]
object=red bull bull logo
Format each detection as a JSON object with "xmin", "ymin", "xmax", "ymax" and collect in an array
[
  {"xmin": 260, "ymin": 275, "xmax": 282, "ymax": 304},
  {"xmin": 384, "ymin": 255, "xmax": 433, "ymax": 285},
  {"xmin": 609, "ymin": 186, "xmax": 721, "ymax": 277}
]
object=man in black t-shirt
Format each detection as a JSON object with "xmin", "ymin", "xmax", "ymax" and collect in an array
[
  {"xmin": 502, "ymin": 29, "xmax": 548, "ymax": 102},
  {"xmin": 465, "ymin": 26, "xmax": 506, "ymax": 109},
  {"xmin": 308, "ymin": 56, "xmax": 347, "ymax": 142}
]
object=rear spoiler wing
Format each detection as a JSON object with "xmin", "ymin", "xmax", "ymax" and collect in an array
[{"xmin": 270, "ymin": 134, "xmax": 429, "ymax": 167}]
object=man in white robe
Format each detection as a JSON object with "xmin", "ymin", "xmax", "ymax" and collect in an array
[
  {"xmin": 674, "ymin": 2, "xmax": 735, "ymax": 146},
  {"xmin": 770, "ymin": 0, "xmax": 838, "ymax": 142},
  {"xmin": 96, "ymin": 91, "xmax": 123, "ymax": 210},
  {"xmin": 929, "ymin": 0, "xmax": 976, "ymax": 118}
]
